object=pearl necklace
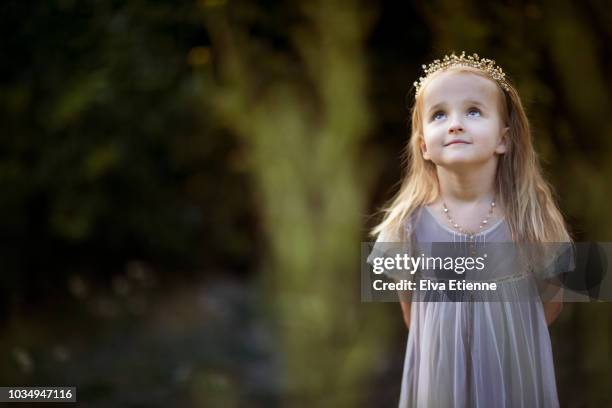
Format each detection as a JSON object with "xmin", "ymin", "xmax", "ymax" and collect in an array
[{"xmin": 442, "ymin": 200, "xmax": 496, "ymax": 240}]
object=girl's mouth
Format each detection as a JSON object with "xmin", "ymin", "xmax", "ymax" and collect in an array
[{"xmin": 444, "ymin": 139, "xmax": 470, "ymax": 146}]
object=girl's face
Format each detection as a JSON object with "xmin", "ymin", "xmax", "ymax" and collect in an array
[{"xmin": 420, "ymin": 70, "xmax": 508, "ymax": 169}]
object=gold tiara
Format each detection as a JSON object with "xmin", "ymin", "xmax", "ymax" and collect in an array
[{"xmin": 413, "ymin": 52, "xmax": 510, "ymax": 96}]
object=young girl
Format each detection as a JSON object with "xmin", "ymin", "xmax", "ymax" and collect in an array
[{"xmin": 370, "ymin": 52, "xmax": 572, "ymax": 407}]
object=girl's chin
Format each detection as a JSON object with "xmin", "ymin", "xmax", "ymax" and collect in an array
[{"xmin": 432, "ymin": 156, "xmax": 497, "ymax": 169}]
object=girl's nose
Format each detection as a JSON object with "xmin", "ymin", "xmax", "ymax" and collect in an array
[{"xmin": 448, "ymin": 119, "xmax": 464, "ymax": 134}]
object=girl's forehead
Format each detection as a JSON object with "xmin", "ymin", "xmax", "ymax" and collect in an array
[{"xmin": 422, "ymin": 70, "xmax": 500, "ymax": 107}]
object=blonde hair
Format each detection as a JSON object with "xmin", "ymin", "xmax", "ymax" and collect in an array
[{"xmin": 371, "ymin": 65, "xmax": 571, "ymax": 245}]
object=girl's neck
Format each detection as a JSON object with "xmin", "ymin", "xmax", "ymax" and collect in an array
[{"xmin": 435, "ymin": 162, "xmax": 497, "ymax": 204}]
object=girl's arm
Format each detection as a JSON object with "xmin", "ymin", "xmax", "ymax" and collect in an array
[
  {"xmin": 543, "ymin": 301, "xmax": 562, "ymax": 325},
  {"xmin": 542, "ymin": 283, "xmax": 564, "ymax": 326},
  {"xmin": 395, "ymin": 283, "xmax": 412, "ymax": 329},
  {"xmin": 399, "ymin": 299, "xmax": 411, "ymax": 329}
]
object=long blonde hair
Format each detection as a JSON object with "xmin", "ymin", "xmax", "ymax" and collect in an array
[{"xmin": 371, "ymin": 65, "xmax": 571, "ymax": 244}]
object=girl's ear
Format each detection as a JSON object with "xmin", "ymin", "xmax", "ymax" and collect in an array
[
  {"xmin": 420, "ymin": 139, "xmax": 430, "ymax": 160},
  {"xmin": 495, "ymin": 127, "xmax": 509, "ymax": 154}
]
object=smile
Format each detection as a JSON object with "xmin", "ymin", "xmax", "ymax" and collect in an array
[{"xmin": 444, "ymin": 139, "xmax": 471, "ymax": 146}]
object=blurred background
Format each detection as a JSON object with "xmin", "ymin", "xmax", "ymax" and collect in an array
[{"xmin": 1, "ymin": 0, "xmax": 611, "ymax": 406}]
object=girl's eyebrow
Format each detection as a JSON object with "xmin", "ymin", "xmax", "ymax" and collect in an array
[
  {"xmin": 426, "ymin": 102, "xmax": 446, "ymax": 114},
  {"xmin": 464, "ymin": 99, "xmax": 485, "ymax": 108}
]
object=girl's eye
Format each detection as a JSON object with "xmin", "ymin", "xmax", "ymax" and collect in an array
[
  {"xmin": 432, "ymin": 111, "xmax": 446, "ymax": 121},
  {"xmin": 467, "ymin": 108, "xmax": 481, "ymax": 117}
]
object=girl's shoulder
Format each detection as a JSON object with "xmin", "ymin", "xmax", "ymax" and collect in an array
[{"xmin": 404, "ymin": 206, "xmax": 427, "ymax": 233}]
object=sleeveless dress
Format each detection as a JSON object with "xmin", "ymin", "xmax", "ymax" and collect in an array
[{"xmin": 373, "ymin": 207, "xmax": 566, "ymax": 408}]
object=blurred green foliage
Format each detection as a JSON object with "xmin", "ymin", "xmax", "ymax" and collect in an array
[
  {"xmin": 0, "ymin": 0, "xmax": 256, "ymax": 311},
  {"xmin": 205, "ymin": 1, "xmax": 394, "ymax": 405}
]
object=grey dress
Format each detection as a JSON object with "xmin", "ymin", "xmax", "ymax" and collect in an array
[{"xmin": 374, "ymin": 207, "xmax": 565, "ymax": 408}]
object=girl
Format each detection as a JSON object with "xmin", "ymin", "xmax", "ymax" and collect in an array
[{"xmin": 370, "ymin": 52, "xmax": 572, "ymax": 407}]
